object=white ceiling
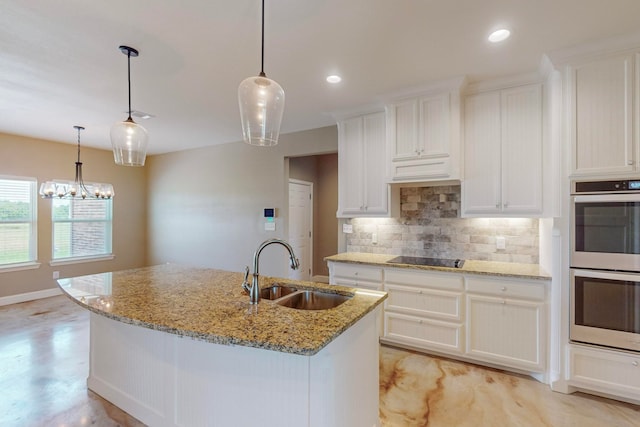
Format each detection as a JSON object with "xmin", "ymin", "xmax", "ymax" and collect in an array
[{"xmin": 2, "ymin": 0, "xmax": 639, "ymax": 154}]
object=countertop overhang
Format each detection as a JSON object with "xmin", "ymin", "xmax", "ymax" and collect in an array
[
  {"xmin": 325, "ymin": 253, "xmax": 551, "ymax": 280},
  {"xmin": 57, "ymin": 264, "xmax": 387, "ymax": 356}
]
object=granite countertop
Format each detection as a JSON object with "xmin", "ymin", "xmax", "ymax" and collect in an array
[
  {"xmin": 57, "ymin": 264, "xmax": 386, "ymax": 356},
  {"xmin": 324, "ymin": 253, "xmax": 551, "ymax": 280}
]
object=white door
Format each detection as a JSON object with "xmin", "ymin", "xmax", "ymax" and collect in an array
[{"xmin": 289, "ymin": 180, "xmax": 312, "ymax": 281}]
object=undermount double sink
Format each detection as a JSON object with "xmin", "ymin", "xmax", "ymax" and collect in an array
[{"xmin": 260, "ymin": 284, "xmax": 352, "ymax": 310}]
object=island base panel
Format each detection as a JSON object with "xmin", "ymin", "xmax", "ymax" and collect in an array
[{"xmin": 87, "ymin": 310, "xmax": 381, "ymax": 427}]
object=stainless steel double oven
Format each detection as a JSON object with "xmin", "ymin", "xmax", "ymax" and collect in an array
[{"xmin": 570, "ymin": 179, "xmax": 640, "ymax": 352}]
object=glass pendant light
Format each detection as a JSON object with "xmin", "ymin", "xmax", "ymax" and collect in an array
[
  {"xmin": 40, "ymin": 126, "xmax": 114, "ymax": 199},
  {"xmin": 111, "ymin": 45, "xmax": 148, "ymax": 166},
  {"xmin": 238, "ymin": 0, "xmax": 285, "ymax": 146}
]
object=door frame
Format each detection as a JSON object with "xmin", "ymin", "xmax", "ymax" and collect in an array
[{"xmin": 288, "ymin": 179, "xmax": 314, "ymax": 279}]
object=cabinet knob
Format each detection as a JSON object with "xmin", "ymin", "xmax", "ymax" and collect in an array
[
  {"xmin": 501, "ymin": 286, "xmax": 507, "ymax": 292},
  {"xmin": 633, "ymin": 361, "xmax": 638, "ymax": 367},
  {"xmin": 418, "ymin": 290, "xmax": 423, "ymax": 294},
  {"xmin": 496, "ymin": 203, "xmax": 500, "ymax": 209},
  {"xmin": 501, "ymin": 300, "xmax": 506, "ymax": 305},
  {"xmin": 504, "ymin": 202, "xmax": 509, "ymax": 208},
  {"xmin": 628, "ymin": 160, "xmax": 635, "ymax": 165},
  {"xmin": 354, "ymin": 272, "xmax": 358, "ymax": 276}
]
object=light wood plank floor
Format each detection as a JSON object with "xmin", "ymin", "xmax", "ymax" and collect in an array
[{"xmin": 1, "ymin": 295, "xmax": 638, "ymax": 426}]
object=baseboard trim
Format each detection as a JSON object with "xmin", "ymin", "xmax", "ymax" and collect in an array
[{"xmin": 0, "ymin": 288, "xmax": 63, "ymax": 307}]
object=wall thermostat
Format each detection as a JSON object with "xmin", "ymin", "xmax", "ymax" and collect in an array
[{"xmin": 264, "ymin": 208, "xmax": 275, "ymax": 222}]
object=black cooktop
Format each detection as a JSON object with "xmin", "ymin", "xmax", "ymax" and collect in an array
[{"xmin": 387, "ymin": 256, "xmax": 465, "ymax": 269}]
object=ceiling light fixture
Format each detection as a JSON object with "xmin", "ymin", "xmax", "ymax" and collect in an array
[
  {"xmin": 238, "ymin": 0, "xmax": 285, "ymax": 146},
  {"xmin": 40, "ymin": 126, "xmax": 114, "ymax": 199},
  {"xmin": 110, "ymin": 45, "xmax": 149, "ymax": 166},
  {"xmin": 326, "ymin": 75, "xmax": 342, "ymax": 84},
  {"xmin": 488, "ymin": 28, "xmax": 511, "ymax": 43}
]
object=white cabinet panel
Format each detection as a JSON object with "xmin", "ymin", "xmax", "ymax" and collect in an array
[
  {"xmin": 571, "ymin": 53, "xmax": 636, "ymax": 176},
  {"xmin": 385, "ymin": 311, "xmax": 464, "ymax": 354},
  {"xmin": 462, "ymin": 83, "xmax": 543, "ymax": 217},
  {"xmin": 337, "ymin": 112, "xmax": 389, "ymax": 217},
  {"xmin": 386, "ymin": 88, "xmax": 461, "ymax": 183},
  {"xmin": 568, "ymin": 344, "xmax": 640, "ymax": 402},
  {"xmin": 385, "ymin": 283, "xmax": 462, "ymax": 321},
  {"xmin": 466, "ymin": 294, "xmax": 546, "ymax": 372}
]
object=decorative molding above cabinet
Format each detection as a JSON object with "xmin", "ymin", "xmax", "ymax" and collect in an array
[{"xmin": 385, "ymin": 78, "xmax": 464, "ymax": 183}]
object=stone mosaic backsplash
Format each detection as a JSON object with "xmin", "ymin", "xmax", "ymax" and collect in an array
[{"xmin": 347, "ymin": 185, "xmax": 539, "ymax": 264}]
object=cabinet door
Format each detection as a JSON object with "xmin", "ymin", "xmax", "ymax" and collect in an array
[
  {"xmin": 362, "ymin": 112, "xmax": 388, "ymax": 214},
  {"xmin": 462, "ymin": 91, "xmax": 502, "ymax": 215},
  {"xmin": 501, "ymin": 84, "xmax": 542, "ymax": 214},
  {"xmin": 387, "ymin": 99, "xmax": 419, "ymax": 160},
  {"xmin": 466, "ymin": 294, "xmax": 545, "ymax": 372},
  {"xmin": 419, "ymin": 93, "xmax": 450, "ymax": 157},
  {"xmin": 337, "ymin": 117, "xmax": 364, "ymax": 216},
  {"xmin": 572, "ymin": 53, "xmax": 635, "ymax": 176}
]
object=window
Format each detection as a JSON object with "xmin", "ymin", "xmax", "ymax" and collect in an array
[
  {"xmin": 52, "ymin": 197, "xmax": 113, "ymax": 261},
  {"xmin": 0, "ymin": 176, "xmax": 37, "ymax": 268}
]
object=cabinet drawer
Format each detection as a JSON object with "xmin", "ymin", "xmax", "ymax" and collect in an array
[
  {"xmin": 331, "ymin": 263, "xmax": 383, "ymax": 282},
  {"xmin": 333, "ymin": 277, "xmax": 382, "ymax": 292},
  {"xmin": 568, "ymin": 345, "xmax": 640, "ymax": 402},
  {"xmin": 384, "ymin": 312, "xmax": 463, "ymax": 354},
  {"xmin": 466, "ymin": 276, "xmax": 545, "ymax": 301},
  {"xmin": 385, "ymin": 284, "xmax": 462, "ymax": 321},
  {"xmin": 385, "ymin": 268, "xmax": 464, "ymax": 291},
  {"xmin": 389, "ymin": 157, "xmax": 451, "ymax": 182}
]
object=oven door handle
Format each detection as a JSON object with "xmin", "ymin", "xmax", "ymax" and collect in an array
[
  {"xmin": 571, "ymin": 268, "xmax": 640, "ymax": 282},
  {"xmin": 573, "ymin": 193, "xmax": 640, "ymax": 203}
]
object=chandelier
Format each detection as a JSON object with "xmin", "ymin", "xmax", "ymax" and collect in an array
[{"xmin": 40, "ymin": 126, "xmax": 115, "ymax": 199}]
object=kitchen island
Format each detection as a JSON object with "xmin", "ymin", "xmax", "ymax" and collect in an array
[{"xmin": 58, "ymin": 264, "xmax": 386, "ymax": 427}]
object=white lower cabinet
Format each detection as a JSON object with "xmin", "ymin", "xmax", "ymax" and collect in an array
[
  {"xmin": 328, "ymin": 261, "xmax": 549, "ymax": 378},
  {"xmin": 568, "ymin": 344, "xmax": 640, "ymax": 403},
  {"xmin": 328, "ymin": 262, "xmax": 383, "ymax": 291},
  {"xmin": 466, "ymin": 276, "xmax": 546, "ymax": 373},
  {"xmin": 383, "ymin": 268, "xmax": 465, "ymax": 354}
]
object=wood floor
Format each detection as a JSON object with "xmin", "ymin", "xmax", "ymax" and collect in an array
[{"xmin": 1, "ymin": 295, "xmax": 638, "ymax": 427}]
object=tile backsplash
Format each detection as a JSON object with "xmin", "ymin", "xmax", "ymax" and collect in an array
[{"xmin": 347, "ymin": 185, "xmax": 539, "ymax": 264}]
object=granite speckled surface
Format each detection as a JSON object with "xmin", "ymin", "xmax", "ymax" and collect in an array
[
  {"xmin": 57, "ymin": 264, "xmax": 386, "ymax": 356},
  {"xmin": 325, "ymin": 252, "xmax": 551, "ymax": 280}
]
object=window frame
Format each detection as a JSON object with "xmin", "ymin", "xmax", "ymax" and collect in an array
[
  {"xmin": 50, "ymin": 190, "xmax": 114, "ymax": 265},
  {"xmin": 0, "ymin": 175, "xmax": 39, "ymax": 272}
]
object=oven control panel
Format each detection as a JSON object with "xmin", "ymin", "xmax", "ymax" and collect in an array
[{"xmin": 573, "ymin": 179, "xmax": 640, "ymax": 194}]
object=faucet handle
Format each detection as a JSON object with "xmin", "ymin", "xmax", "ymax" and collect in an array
[{"xmin": 241, "ymin": 266, "xmax": 251, "ymax": 293}]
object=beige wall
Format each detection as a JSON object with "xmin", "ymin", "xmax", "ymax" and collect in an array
[
  {"xmin": 0, "ymin": 132, "xmax": 147, "ymax": 299},
  {"xmin": 146, "ymin": 126, "xmax": 338, "ymax": 279},
  {"xmin": 289, "ymin": 154, "xmax": 338, "ymax": 277},
  {"xmin": 314, "ymin": 154, "xmax": 338, "ymax": 276}
]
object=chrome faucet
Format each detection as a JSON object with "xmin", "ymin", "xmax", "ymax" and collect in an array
[{"xmin": 242, "ymin": 239, "xmax": 300, "ymax": 304}]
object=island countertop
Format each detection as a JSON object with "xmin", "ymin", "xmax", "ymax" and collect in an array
[{"xmin": 57, "ymin": 264, "xmax": 387, "ymax": 356}]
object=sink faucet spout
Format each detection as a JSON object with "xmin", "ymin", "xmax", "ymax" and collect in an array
[{"xmin": 245, "ymin": 239, "xmax": 300, "ymax": 304}]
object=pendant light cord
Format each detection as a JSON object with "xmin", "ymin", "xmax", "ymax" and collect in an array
[
  {"xmin": 127, "ymin": 50, "xmax": 133, "ymax": 120},
  {"xmin": 260, "ymin": 0, "xmax": 265, "ymax": 77}
]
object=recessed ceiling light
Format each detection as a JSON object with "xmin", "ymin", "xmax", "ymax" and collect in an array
[
  {"xmin": 488, "ymin": 28, "xmax": 510, "ymax": 43},
  {"xmin": 326, "ymin": 75, "xmax": 342, "ymax": 84}
]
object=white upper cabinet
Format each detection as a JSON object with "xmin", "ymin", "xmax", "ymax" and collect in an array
[
  {"xmin": 462, "ymin": 83, "xmax": 543, "ymax": 217},
  {"xmin": 385, "ymin": 82, "xmax": 462, "ymax": 183},
  {"xmin": 570, "ymin": 52, "xmax": 637, "ymax": 176},
  {"xmin": 337, "ymin": 111, "xmax": 389, "ymax": 218}
]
